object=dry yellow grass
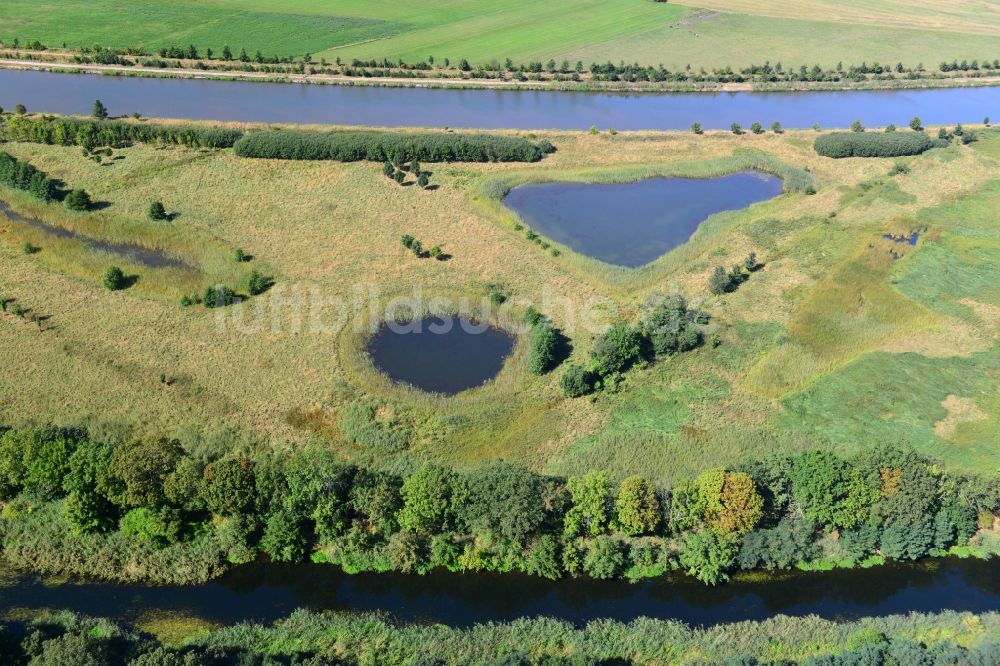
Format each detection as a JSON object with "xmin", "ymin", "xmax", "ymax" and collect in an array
[{"xmin": 2, "ymin": 123, "xmax": 999, "ymax": 478}]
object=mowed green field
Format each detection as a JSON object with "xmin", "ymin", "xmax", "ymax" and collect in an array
[
  {"xmin": 2, "ymin": 0, "xmax": 999, "ymax": 69},
  {"xmin": 2, "ymin": 122, "xmax": 1000, "ymax": 485}
]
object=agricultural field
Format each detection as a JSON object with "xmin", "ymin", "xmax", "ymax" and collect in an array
[
  {"xmin": 1, "ymin": 0, "xmax": 999, "ymax": 70},
  {"xmin": 2, "ymin": 119, "xmax": 999, "ymax": 486}
]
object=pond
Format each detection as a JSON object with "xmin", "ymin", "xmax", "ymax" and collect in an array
[
  {"xmin": 502, "ymin": 173, "xmax": 784, "ymax": 267},
  {"xmin": 0, "ymin": 199, "xmax": 190, "ymax": 270},
  {"xmin": 366, "ymin": 316, "xmax": 515, "ymax": 395},
  {"xmin": 2, "ymin": 558, "xmax": 998, "ymax": 629},
  {"xmin": 2, "ymin": 69, "xmax": 999, "ymax": 130}
]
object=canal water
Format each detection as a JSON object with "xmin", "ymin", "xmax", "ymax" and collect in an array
[
  {"xmin": 1, "ymin": 558, "xmax": 997, "ymax": 628},
  {"xmin": 1, "ymin": 69, "xmax": 998, "ymax": 130}
]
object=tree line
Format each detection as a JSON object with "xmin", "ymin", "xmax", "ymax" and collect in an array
[
  {"xmin": 2, "ymin": 113, "xmax": 244, "ymax": 150},
  {"xmin": 2, "ymin": 607, "xmax": 999, "ymax": 665},
  {"xmin": 0, "ymin": 424, "xmax": 996, "ymax": 587},
  {"xmin": 232, "ymin": 129, "xmax": 551, "ymax": 163},
  {"xmin": 0, "ymin": 150, "xmax": 91, "ymax": 211},
  {"xmin": 8, "ymin": 38, "xmax": 1000, "ymax": 88}
]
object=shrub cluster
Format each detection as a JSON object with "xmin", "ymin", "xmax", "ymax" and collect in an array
[
  {"xmin": 233, "ymin": 129, "xmax": 547, "ymax": 163},
  {"xmin": 524, "ymin": 308, "xmax": 564, "ymax": 375},
  {"xmin": 3, "ymin": 114, "xmax": 243, "ymax": 150},
  {"xmin": 814, "ymin": 131, "xmax": 933, "ymax": 158},
  {"xmin": 0, "ymin": 151, "xmax": 59, "ymax": 202},
  {"xmin": 3, "ymin": 608, "xmax": 999, "ymax": 666},
  {"xmin": 1, "ymin": 425, "xmax": 995, "ymax": 588},
  {"xmin": 562, "ymin": 295, "xmax": 705, "ymax": 398}
]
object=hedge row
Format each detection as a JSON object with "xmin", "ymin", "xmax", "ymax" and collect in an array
[
  {"xmin": 0, "ymin": 151, "xmax": 59, "ymax": 202},
  {"xmin": 233, "ymin": 129, "xmax": 547, "ymax": 162},
  {"xmin": 3, "ymin": 115, "xmax": 243, "ymax": 149},
  {"xmin": 814, "ymin": 131, "xmax": 933, "ymax": 158}
]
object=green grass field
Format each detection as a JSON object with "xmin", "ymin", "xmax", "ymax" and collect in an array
[
  {"xmin": 2, "ymin": 0, "xmax": 998, "ymax": 69},
  {"xmin": 2, "ymin": 119, "xmax": 1000, "ymax": 485}
]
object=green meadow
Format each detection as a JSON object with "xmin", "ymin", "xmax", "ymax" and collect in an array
[
  {"xmin": 2, "ymin": 0, "xmax": 998, "ymax": 69},
  {"xmin": 2, "ymin": 119, "xmax": 1000, "ymax": 485}
]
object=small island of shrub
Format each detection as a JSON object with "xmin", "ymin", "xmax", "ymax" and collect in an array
[
  {"xmin": 814, "ymin": 131, "xmax": 933, "ymax": 158},
  {"xmin": 233, "ymin": 129, "xmax": 549, "ymax": 163}
]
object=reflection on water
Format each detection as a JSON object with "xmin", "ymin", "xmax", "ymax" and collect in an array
[
  {"xmin": 1, "ymin": 69, "xmax": 999, "ymax": 130},
  {"xmin": 503, "ymin": 173, "xmax": 784, "ymax": 267},
  {"xmin": 367, "ymin": 316, "xmax": 515, "ymax": 395},
  {"xmin": 1, "ymin": 558, "xmax": 998, "ymax": 628},
  {"xmin": 0, "ymin": 200, "xmax": 189, "ymax": 270}
]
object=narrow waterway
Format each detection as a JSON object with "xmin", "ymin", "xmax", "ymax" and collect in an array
[
  {"xmin": 1, "ymin": 70, "xmax": 998, "ymax": 130},
  {"xmin": 2, "ymin": 558, "xmax": 997, "ymax": 628}
]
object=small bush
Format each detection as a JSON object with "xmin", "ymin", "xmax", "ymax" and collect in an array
[
  {"xmin": 103, "ymin": 266, "xmax": 125, "ymax": 290},
  {"xmin": 148, "ymin": 201, "xmax": 167, "ymax": 221},
  {"xmin": 247, "ymin": 270, "xmax": 270, "ymax": 296},
  {"xmin": 203, "ymin": 285, "xmax": 235, "ymax": 308},
  {"xmin": 561, "ymin": 364, "xmax": 596, "ymax": 397},
  {"xmin": 65, "ymin": 189, "xmax": 91, "ymax": 211}
]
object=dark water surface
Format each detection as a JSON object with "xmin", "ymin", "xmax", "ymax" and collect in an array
[
  {"xmin": 503, "ymin": 173, "xmax": 783, "ymax": 267},
  {"xmin": 1, "ymin": 70, "xmax": 999, "ymax": 130},
  {"xmin": 1, "ymin": 558, "xmax": 998, "ymax": 628},
  {"xmin": 0, "ymin": 200, "xmax": 189, "ymax": 269},
  {"xmin": 366, "ymin": 316, "xmax": 515, "ymax": 394}
]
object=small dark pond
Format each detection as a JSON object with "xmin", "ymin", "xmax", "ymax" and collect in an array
[
  {"xmin": 0, "ymin": 200, "xmax": 189, "ymax": 270},
  {"xmin": 884, "ymin": 231, "xmax": 919, "ymax": 245},
  {"xmin": 1, "ymin": 558, "xmax": 998, "ymax": 629},
  {"xmin": 366, "ymin": 316, "xmax": 516, "ymax": 395},
  {"xmin": 503, "ymin": 172, "xmax": 784, "ymax": 267}
]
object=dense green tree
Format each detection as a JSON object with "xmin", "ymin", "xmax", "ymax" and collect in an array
[
  {"xmin": 28, "ymin": 633, "xmax": 107, "ymax": 666},
  {"xmin": 202, "ymin": 456, "xmax": 256, "ymax": 515},
  {"xmin": 709, "ymin": 265, "xmax": 730, "ymax": 294},
  {"xmin": 850, "ymin": 119, "xmax": 865, "ymax": 132},
  {"xmin": 560, "ymin": 364, "xmax": 595, "ymax": 397},
  {"xmin": 590, "ymin": 323, "xmax": 642, "ymax": 375},
  {"xmin": 148, "ymin": 201, "xmax": 167, "ymax": 221},
  {"xmin": 564, "ymin": 470, "xmax": 612, "ymax": 537},
  {"xmin": 105, "ymin": 439, "xmax": 181, "ymax": 508},
  {"xmin": 583, "ymin": 535, "xmax": 625, "ymax": 579},
  {"xmin": 260, "ymin": 508, "xmax": 310, "ymax": 562},
  {"xmin": 63, "ymin": 440, "xmax": 117, "ymax": 533},
  {"xmin": 715, "ymin": 472, "xmax": 765, "ymax": 535},
  {"xmin": 119, "ymin": 506, "xmax": 183, "ymax": 545},
  {"xmin": 386, "ymin": 530, "xmax": 427, "ymax": 573},
  {"xmin": 528, "ymin": 321, "xmax": 559, "ymax": 375},
  {"xmin": 737, "ymin": 518, "xmax": 818, "ymax": 570},
  {"xmin": 102, "ymin": 266, "xmax": 125, "ymax": 290},
  {"xmin": 350, "ymin": 468, "xmax": 403, "ymax": 534},
  {"xmin": 678, "ymin": 529, "xmax": 738, "ymax": 585},
  {"xmin": 524, "ymin": 534, "xmax": 561, "ymax": 580},
  {"xmin": 398, "ymin": 464, "xmax": 464, "ymax": 533},
  {"xmin": 614, "ymin": 475, "xmax": 660, "ymax": 535},
  {"xmin": 65, "ymin": 188, "xmax": 91, "ymax": 211},
  {"xmin": 18, "ymin": 427, "xmax": 84, "ymax": 499},
  {"xmin": 462, "ymin": 460, "xmax": 545, "ymax": 542},
  {"xmin": 643, "ymin": 295, "xmax": 700, "ymax": 355},
  {"xmin": 91, "ymin": 99, "xmax": 108, "ymax": 119},
  {"xmin": 790, "ymin": 451, "xmax": 878, "ymax": 530}
]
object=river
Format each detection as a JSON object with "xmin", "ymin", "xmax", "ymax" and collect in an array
[
  {"xmin": 0, "ymin": 69, "xmax": 998, "ymax": 130},
  {"xmin": 2, "ymin": 558, "xmax": 997, "ymax": 628}
]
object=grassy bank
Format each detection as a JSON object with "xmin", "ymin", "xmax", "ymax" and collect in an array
[
  {"xmin": 1, "ymin": 118, "xmax": 999, "ymax": 484},
  {"xmin": 2, "ymin": 608, "xmax": 999, "ymax": 665}
]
